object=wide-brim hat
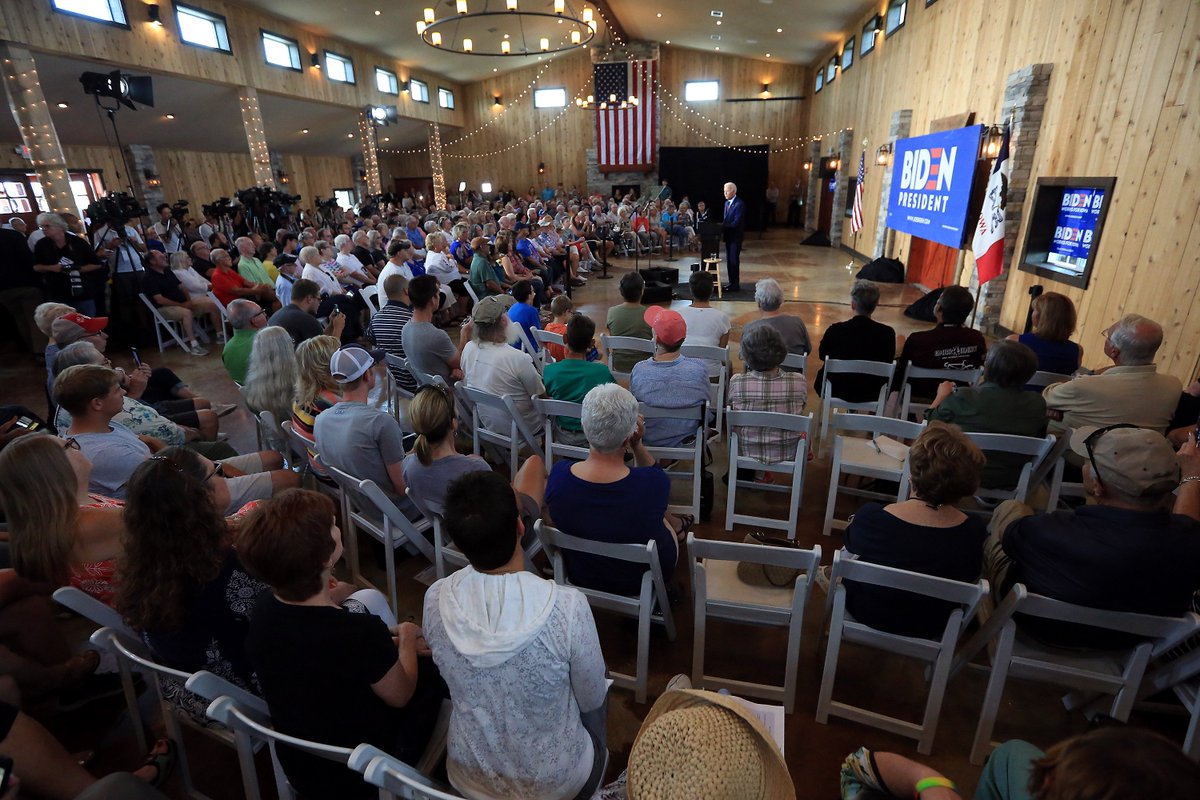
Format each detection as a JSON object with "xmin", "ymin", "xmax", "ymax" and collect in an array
[{"xmin": 627, "ymin": 689, "xmax": 794, "ymax": 800}]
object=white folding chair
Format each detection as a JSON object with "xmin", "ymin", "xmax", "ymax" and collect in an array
[
  {"xmin": 534, "ymin": 397, "xmax": 589, "ymax": 470},
  {"xmin": 326, "ymin": 464, "xmax": 435, "ymax": 615},
  {"xmin": 535, "ymin": 520, "xmax": 677, "ymax": 703},
  {"xmin": 254, "ymin": 408, "xmax": 288, "ymax": 462},
  {"xmin": 1138, "ymin": 628, "xmax": 1200, "ymax": 761},
  {"xmin": 405, "ymin": 489, "xmax": 467, "ymax": 580},
  {"xmin": 206, "ymin": 290, "xmax": 232, "ymax": 343},
  {"xmin": 822, "ymin": 414, "xmax": 924, "ymax": 537},
  {"xmin": 680, "ymin": 343, "xmax": 730, "ymax": 437},
  {"xmin": 816, "ymin": 549, "xmax": 989, "ymax": 755},
  {"xmin": 356, "ymin": 746, "xmax": 466, "ymax": 799},
  {"xmin": 462, "ymin": 281, "xmax": 481, "ymax": 305},
  {"xmin": 140, "ymin": 293, "xmax": 191, "ymax": 352},
  {"xmin": 1026, "ymin": 370, "xmax": 1072, "ymax": 391},
  {"xmin": 461, "ymin": 385, "xmax": 542, "ymax": 476},
  {"xmin": 185, "ymin": 671, "xmax": 275, "ymax": 800},
  {"xmin": 91, "ymin": 627, "xmax": 260, "ymax": 800},
  {"xmin": 780, "ymin": 352, "xmax": 807, "ymax": 374},
  {"xmin": 898, "ymin": 365, "xmax": 982, "ymax": 422},
  {"xmin": 361, "ymin": 284, "xmax": 382, "ymax": 316},
  {"xmin": 725, "ymin": 410, "xmax": 813, "ymax": 538},
  {"xmin": 513, "ymin": 323, "xmax": 546, "ymax": 375},
  {"xmin": 384, "ymin": 354, "xmax": 417, "ymax": 430},
  {"xmin": 688, "ymin": 534, "xmax": 821, "ymax": 712},
  {"xmin": 959, "ymin": 432, "xmax": 1057, "ymax": 509},
  {"xmin": 600, "ymin": 334, "xmax": 655, "ymax": 383},
  {"xmin": 533, "ymin": 328, "xmax": 564, "ymax": 361},
  {"xmin": 641, "ymin": 402, "xmax": 707, "ymax": 522},
  {"xmin": 818, "ymin": 359, "xmax": 896, "ymax": 456},
  {"xmin": 950, "ymin": 585, "xmax": 1200, "ymax": 764}
]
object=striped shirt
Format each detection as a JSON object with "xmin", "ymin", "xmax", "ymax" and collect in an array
[{"xmin": 367, "ymin": 300, "xmax": 416, "ymax": 392}]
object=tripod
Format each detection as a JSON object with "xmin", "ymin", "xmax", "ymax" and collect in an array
[{"xmin": 594, "ymin": 224, "xmax": 613, "ymax": 279}]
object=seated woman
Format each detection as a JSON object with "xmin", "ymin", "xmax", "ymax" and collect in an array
[
  {"xmin": 291, "ymin": 335, "xmax": 342, "ymax": 472},
  {"xmin": 925, "ymin": 340, "xmax": 1048, "ymax": 489},
  {"xmin": 238, "ymin": 489, "xmax": 445, "ymax": 799},
  {"xmin": 424, "ymin": 471, "xmax": 608, "ymax": 800},
  {"xmin": 843, "ymin": 423, "xmax": 988, "ymax": 639},
  {"xmin": 117, "ymin": 448, "xmax": 267, "ymax": 715},
  {"xmin": 545, "ymin": 384, "xmax": 687, "ymax": 596},
  {"xmin": 496, "ymin": 234, "xmax": 546, "ymax": 307},
  {"xmin": 728, "ymin": 325, "xmax": 808, "ymax": 471},
  {"xmin": 244, "ymin": 326, "xmax": 298, "ymax": 451},
  {"xmin": 297, "ymin": 244, "xmax": 361, "ymax": 339},
  {"xmin": 1006, "ymin": 290, "xmax": 1082, "ymax": 375}
]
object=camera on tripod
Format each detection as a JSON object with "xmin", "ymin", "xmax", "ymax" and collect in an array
[
  {"xmin": 169, "ymin": 199, "xmax": 189, "ymax": 222},
  {"xmin": 203, "ymin": 197, "xmax": 235, "ymax": 219},
  {"xmin": 87, "ymin": 191, "xmax": 147, "ymax": 228}
]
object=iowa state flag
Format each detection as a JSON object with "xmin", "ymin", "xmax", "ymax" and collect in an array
[{"xmin": 972, "ymin": 124, "xmax": 1010, "ymax": 285}]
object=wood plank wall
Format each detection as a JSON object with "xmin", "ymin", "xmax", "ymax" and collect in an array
[
  {"xmin": 0, "ymin": 0, "xmax": 463, "ymax": 127},
  {"xmin": 805, "ymin": 0, "xmax": 1200, "ymax": 383},
  {"xmin": 378, "ymin": 46, "xmax": 809, "ymax": 199}
]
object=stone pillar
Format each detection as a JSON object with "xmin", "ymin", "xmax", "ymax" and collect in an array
[
  {"xmin": 429, "ymin": 123, "xmax": 447, "ymax": 210},
  {"xmin": 970, "ymin": 63, "xmax": 1053, "ymax": 334},
  {"xmin": 351, "ymin": 153, "xmax": 367, "ymax": 203},
  {"xmin": 828, "ymin": 129, "xmax": 854, "ymax": 245},
  {"xmin": 124, "ymin": 144, "xmax": 165, "ymax": 208},
  {"xmin": 873, "ymin": 108, "xmax": 912, "ymax": 258},
  {"xmin": 357, "ymin": 111, "xmax": 382, "ymax": 196},
  {"xmin": 0, "ymin": 44, "xmax": 75, "ymax": 214},
  {"xmin": 237, "ymin": 87, "xmax": 275, "ymax": 189},
  {"xmin": 803, "ymin": 139, "xmax": 821, "ymax": 229}
]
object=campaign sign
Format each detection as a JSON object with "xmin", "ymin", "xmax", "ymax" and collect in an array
[
  {"xmin": 1049, "ymin": 188, "xmax": 1104, "ymax": 260},
  {"xmin": 886, "ymin": 125, "xmax": 984, "ymax": 248}
]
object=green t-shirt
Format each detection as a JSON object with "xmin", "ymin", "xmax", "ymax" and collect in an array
[
  {"xmin": 238, "ymin": 255, "xmax": 271, "ymax": 286},
  {"xmin": 605, "ymin": 303, "xmax": 653, "ymax": 374},
  {"xmin": 469, "ymin": 254, "xmax": 498, "ymax": 297},
  {"xmin": 222, "ymin": 328, "xmax": 258, "ymax": 384},
  {"xmin": 543, "ymin": 359, "xmax": 616, "ymax": 430}
]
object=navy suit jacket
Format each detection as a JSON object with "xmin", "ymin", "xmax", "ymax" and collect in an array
[{"xmin": 722, "ymin": 196, "xmax": 745, "ymax": 242}]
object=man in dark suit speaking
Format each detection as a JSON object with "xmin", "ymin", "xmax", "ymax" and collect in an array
[{"xmin": 721, "ymin": 181, "xmax": 745, "ymax": 292}]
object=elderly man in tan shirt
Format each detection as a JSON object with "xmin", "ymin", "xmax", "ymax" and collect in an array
[{"xmin": 1043, "ymin": 314, "xmax": 1181, "ymax": 434}]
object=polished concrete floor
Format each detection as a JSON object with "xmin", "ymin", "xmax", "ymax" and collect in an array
[{"xmin": 2, "ymin": 229, "xmax": 1190, "ymax": 798}]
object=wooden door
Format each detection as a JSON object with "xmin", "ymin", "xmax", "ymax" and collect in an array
[
  {"xmin": 816, "ymin": 158, "xmax": 837, "ymax": 235},
  {"xmin": 907, "ymin": 236, "xmax": 958, "ymax": 288}
]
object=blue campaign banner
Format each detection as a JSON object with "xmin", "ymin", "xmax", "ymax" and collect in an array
[
  {"xmin": 1049, "ymin": 188, "xmax": 1105, "ymax": 260},
  {"xmin": 886, "ymin": 125, "xmax": 984, "ymax": 249}
]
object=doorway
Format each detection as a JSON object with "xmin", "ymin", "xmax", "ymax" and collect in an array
[
  {"xmin": 907, "ymin": 236, "xmax": 959, "ymax": 289},
  {"xmin": 816, "ymin": 158, "xmax": 838, "ymax": 235}
]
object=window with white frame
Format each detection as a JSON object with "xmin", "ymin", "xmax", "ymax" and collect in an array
[
  {"xmin": 261, "ymin": 30, "xmax": 301, "ymax": 71},
  {"xmin": 684, "ymin": 80, "xmax": 719, "ymax": 102},
  {"xmin": 51, "ymin": 0, "xmax": 127, "ymax": 26},
  {"xmin": 175, "ymin": 3, "xmax": 230, "ymax": 53},
  {"xmin": 375, "ymin": 67, "xmax": 399, "ymax": 95},
  {"xmin": 438, "ymin": 87, "xmax": 455, "ymax": 109},
  {"xmin": 533, "ymin": 88, "xmax": 567, "ymax": 108},
  {"xmin": 410, "ymin": 79, "xmax": 430, "ymax": 103},
  {"xmin": 325, "ymin": 51, "xmax": 355, "ymax": 84}
]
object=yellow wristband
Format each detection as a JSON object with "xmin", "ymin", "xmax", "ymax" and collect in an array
[{"xmin": 914, "ymin": 777, "xmax": 957, "ymax": 796}]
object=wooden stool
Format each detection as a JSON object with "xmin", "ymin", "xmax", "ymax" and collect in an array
[{"xmin": 702, "ymin": 258, "xmax": 723, "ymax": 298}]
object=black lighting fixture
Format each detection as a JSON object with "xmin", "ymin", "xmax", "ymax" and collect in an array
[
  {"xmin": 761, "ymin": 82, "xmax": 770, "ymax": 97},
  {"xmin": 310, "ymin": 53, "xmax": 321, "ymax": 69},
  {"xmin": 537, "ymin": 162, "xmax": 545, "ymax": 175},
  {"xmin": 147, "ymin": 3, "xmax": 163, "ymax": 27},
  {"xmin": 366, "ymin": 105, "xmax": 398, "ymax": 126},
  {"xmin": 358, "ymin": 169, "xmax": 368, "ymax": 181},
  {"xmin": 494, "ymin": 95, "xmax": 503, "ymax": 107},
  {"xmin": 828, "ymin": 155, "xmax": 841, "ymax": 171},
  {"xmin": 143, "ymin": 169, "xmax": 161, "ymax": 188},
  {"xmin": 80, "ymin": 70, "xmax": 155, "ymax": 112},
  {"xmin": 865, "ymin": 14, "xmax": 882, "ymax": 37},
  {"xmin": 875, "ymin": 142, "xmax": 893, "ymax": 166},
  {"xmin": 276, "ymin": 169, "xmax": 290, "ymax": 185},
  {"xmin": 802, "ymin": 159, "xmax": 812, "ymax": 171},
  {"xmin": 982, "ymin": 124, "xmax": 1005, "ymax": 158}
]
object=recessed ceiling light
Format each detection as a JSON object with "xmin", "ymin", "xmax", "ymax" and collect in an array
[
  {"xmin": 163, "ymin": 113, "xmax": 175, "ymax": 120},
  {"xmin": 347, "ymin": 133, "xmax": 354, "ymax": 138},
  {"xmin": 300, "ymin": 128, "xmax": 309, "ymax": 133},
  {"xmin": 492, "ymin": 67, "xmax": 498, "ymax": 72},
  {"xmin": 56, "ymin": 102, "xmax": 68, "ymax": 109},
  {"xmin": 776, "ymin": 27, "xmax": 783, "ymax": 33},
  {"xmin": 374, "ymin": 9, "xmax": 381, "ymax": 15},
  {"xmin": 716, "ymin": 20, "xmax": 722, "ymax": 25},
  {"xmin": 656, "ymin": 12, "xmax": 662, "ymax": 17},
  {"xmin": 715, "ymin": 46, "xmax": 720, "ymax": 50},
  {"xmin": 382, "ymin": 137, "xmax": 390, "ymax": 142},
  {"xmin": 765, "ymin": 53, "xmax": 771, "ymax": 58},
  {"xmin": 665, "ymin": 40, "xmax": 671, "ymax": 44}
]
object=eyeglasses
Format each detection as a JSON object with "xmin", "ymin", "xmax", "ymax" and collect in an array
[
  {"xmin": 62, "ymin": 436, "xmax": 80, "ymax": 451},
  {"xmin": 148, "ymin": 455, "xmax": 224, "ymax": 481},
  {"xmin": 252, "ymin": 310, "xmax": 267, "ymax": 319},
  {"xmin": 1082, "ymin": 423, "xmax": 1139, "ymax": 487}
]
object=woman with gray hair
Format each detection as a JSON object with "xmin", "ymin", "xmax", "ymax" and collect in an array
[
  {"xmin": 743, "ymin": 278, "xmax": 811, "ymax": 370},
  {"xmin": 32, "ymin": 212, "xmax": 108, "ymax": 315},
  {"xmin": 244, "ymin": 326, "xmax": 300, "ymax": 449},
  {"xmin": 332, "ymin": 234, "xmax": 371, "ymax": 286},
  {"xmin": 544, "ymin": 383, "xmax": 686, "ymax": 595},
  {"xmin": 729, "ymin": 324, "xmax": 809, "ymax": 469},
  {"xmin": 817, "ymin": 278, "xmax": 900, "ymax": 402}
]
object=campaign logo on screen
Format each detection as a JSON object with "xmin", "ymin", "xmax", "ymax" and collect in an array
[
  {"xmin": 886, "ymin": 125, "xmax": 984, "ymax": 249},
  {"xmin": 1050, "ymin": 188, "xmax": 1104, "ymax": 261}
]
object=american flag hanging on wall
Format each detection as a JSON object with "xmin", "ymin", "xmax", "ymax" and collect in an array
[
  {"xmin": 594, "ymin": 60, "xmax": 657, "ymax": 172},
  {"xmin": 850, "ymin": 151, "xmax": 866, "ymax": 234}
]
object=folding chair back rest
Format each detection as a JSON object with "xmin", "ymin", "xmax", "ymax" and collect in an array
[
  {"xmin": 534, "ymin": 329, "xmax": 564, "ymax": 350},
  {"xmin": 780, "ymin": 352, "xmax": 807, "ymax": 373},
  {"xmin": 600, "ymin": 334, "xmax": 655, "ymax": 380},
  {"xmin": 361, "ymin": 285, "xmax": 381, "ymax": 315},
  {"xmin": 358, "ymin": 748, "xmax": 466, "ymax": 799},
  {"xmin": 724, "ymin": 410, "xmax": 812, "ymax": 537},
  {"xmin": 53, "ymin": 586, "xmax": 138, "ymax": 640},
  {"xmin": 1026, "ymin": 370, "xmax": 1072, "ymax": 391},
  {"xmin": 535, "ymin": 397, "xmax": 589, "ymax": 467},
  {"xmin": 899, "ymin": 365, "xmax": 983, "ymax": 420}
]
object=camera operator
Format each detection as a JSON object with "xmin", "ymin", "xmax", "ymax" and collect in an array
[
  {"xmin": 32, "ymin": 212, "xmax": 108, "ymax": 316},
  {"xmin": 93, "ymin": 216, "xmax": 149, "ymax": 343},
  {"xmin": 152, "ymin": 203, "xmax": 184, "ymax": 253}
]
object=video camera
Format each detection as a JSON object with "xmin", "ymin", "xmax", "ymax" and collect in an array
[
  {"xmin": 86, "ymin": 191, "xmax": 147, "ymax": 228},
  {"xmin": 314, "ymin": 196, "xmax": 341, "ymax": 210},
  {"xmin": 202, "ymin": 197, "xmax": 235, "ymax": 219},
  {"xmin": 168, "ymin": 199, "xmax": 189, "ymax": 222}
]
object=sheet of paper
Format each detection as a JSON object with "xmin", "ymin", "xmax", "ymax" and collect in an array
[
  {"xmin": 728, "ymin": 696, "xmax": 786, "ymax": 755},
  {"xmin": 872, "ymin": 435, "xmax": 910, "ymax": 462}
]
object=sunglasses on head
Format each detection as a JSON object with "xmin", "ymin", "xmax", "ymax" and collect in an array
[{"xmin": 1082, "ymin": 423, "xmax": 1139, "ymax": 487}]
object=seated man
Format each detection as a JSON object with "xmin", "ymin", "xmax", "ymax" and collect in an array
[
  {"xmin": 267, "ymin": 278, "xmax": 344, "ymax": 347},
  {"xmin": 1043, "ymin": 313, "xmax": 1182, "ymax": 434},
  {"xmin": 313, "ymin": 345, "xmax": 420, "ymax": 518},
  {"xmin": 542, "ymin": 314, "xmax": 615, "ymax": 447},
  {"xmin": 893, "ymin": 285, "xmax": 986, "ymax": 400},
  {"xmin": 461, "ymin": 296, "xmax": 544, "ymax": 437},
  {"xmin": 985, "ymin": 425, "xmax": 1200, "ymax": 649},
  {"xmin": 424, "ymin": 471, "xmax": 608, "ymax": 800},
  {"xmin": 545, "ymin": 383, "xmax": 686, "ymax": 595},
  {"xmin": 401, "ymin": 275, "xmax": 470, "ymax": 385},
  {"xmin": 367, "ymin": 274, "xmax": 416, "ymax": 393},
  {"xmin": 221, "ymin": 298, "xmax": 266, "ymax": 384},
  {"xmin": 605, "ymin": 272, "xmax": 653, "ymax": 375},
  {"xmin": 817, "ymin": 278, "xmax": 900, "ymax": 400},
  {"xmin": 210, "ymin": 247, "xmax": 275, "ymax": 311},
  {"xmin": 55, "ymin": 363, "xmax": 297, "ymax": 508},
  {"xmin": 629, "ymin": 306, "xmax": 711, "ymax": 447},
  {"xmin": 140, "ymin": 249, "xmax": 218, "ymax": 356}
]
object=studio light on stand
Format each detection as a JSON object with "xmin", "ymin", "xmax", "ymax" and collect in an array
[{"xmin": 80, "ymin": 69, "xmax": 154, "ymax": 199}]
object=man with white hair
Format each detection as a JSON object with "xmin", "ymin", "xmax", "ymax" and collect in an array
[
  {"xmin": 1043, "ymin": 313, "xmax": 1181, "ymax": 434},
  {"xmin": 221, "ymin": 298, "xmax": 267, "ymax": 384},
  {"xmin": 721, "ymin": 181, "xmax": 745, "ymax": 292},
  {"xmin": 32, "ymin": 212, "xmax": 107, "ymax": 316},
  {"xmin": 235, "ymin": 236, "xmax": 272, "ymax": 286}
]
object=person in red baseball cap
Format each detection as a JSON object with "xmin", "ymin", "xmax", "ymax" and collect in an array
[{"xmin": 629, "ymin": 305, "xmax": 712, "ymax": 448}]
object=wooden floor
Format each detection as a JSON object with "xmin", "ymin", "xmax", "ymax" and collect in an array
[{"xmin": 3, "ymin": 230, "xmax": 1191, "ymax": 798}]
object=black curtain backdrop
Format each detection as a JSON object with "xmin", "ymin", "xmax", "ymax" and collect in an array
[{"xmin": 659, "ymin": 145, "xmax": 769, "ymax": 227}]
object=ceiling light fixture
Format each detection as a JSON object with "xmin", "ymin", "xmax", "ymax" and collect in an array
[
  {"xmin": 416, "ymin": 1, "xmax": 595, "ymax": 56},
  {"xmin": 776, "ymin": 27, "xmax": 783, "ymax": 33},
  {"xmin": 300, "ymin": 128, "xmax": 309, "ymax": 133},
  {"xmin": 163, "ymin": 113, "xmax": 175, "ymax": 120},
  {"xmin": 56, "ymin": 101, "xmax": 68, "ymax": 109}
]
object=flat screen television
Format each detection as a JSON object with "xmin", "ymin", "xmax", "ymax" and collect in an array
[{"xmin": 1017, "ymin": 177, "xmax": 1115, "ymax": 290}]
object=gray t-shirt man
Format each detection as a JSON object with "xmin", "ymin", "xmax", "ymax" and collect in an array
[
  {"xmin": 72, "ymin": 423, "xmax": 151, "ymax": 499},
  {"xmin": 743, "ymin": 315, "xmax": 811, "ymax": 371},
  {"xmin": 401, "ymin": 321, "xmax": 457, "ymax": 383},
  {"xmin": 314, "ymin": 400, "xmax": 417, "ymax": 516}
]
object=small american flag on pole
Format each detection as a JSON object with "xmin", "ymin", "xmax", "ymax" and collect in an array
[
  {"xmin": 850, "ymin": 150, "xmax": 866, "ymax": 234},
  {"xmin": 594, "ymin": 60, "xmax": 656, "ymax": 172}
]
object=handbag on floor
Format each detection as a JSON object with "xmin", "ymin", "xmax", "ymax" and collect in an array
[{"xmin": 736, "ymin": 532, "xmax": 803, "ymax": 588}]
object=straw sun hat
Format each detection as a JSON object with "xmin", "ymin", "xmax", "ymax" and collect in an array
[{"xmin": 626, "ymin": 689, "xmax": 795, "ymax": 800}]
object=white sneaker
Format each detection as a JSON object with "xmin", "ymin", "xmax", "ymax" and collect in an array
[
  {"xmin": 665, "ymin": 673, "xmax": 693, "ymax": 692},
  {"xmin": 187, "ymin": 343, "xmax": 209, "ymax": 356}
]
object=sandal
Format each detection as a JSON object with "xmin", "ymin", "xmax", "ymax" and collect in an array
[
  {"xmin": 61, "ymin": 650, "xmax": 101, "ymax": 686},
  {"xmin": 140, "ymin": 738, "xmax": 177, "ymax": 789},
  {"xmin": 669, "ymin": 513, "xmax": 695, "ymax": 538}
]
